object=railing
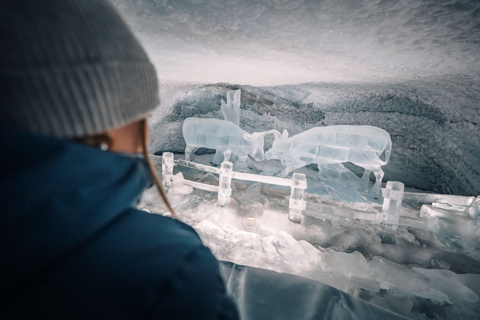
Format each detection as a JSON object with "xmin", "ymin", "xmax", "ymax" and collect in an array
[
  {"xmin": 156, "ymin": 153, "xmax": 307, "ymax": 222},
  {"xmin": 152, "ymin": 153, "xmax": 480, "ymax": 239}
]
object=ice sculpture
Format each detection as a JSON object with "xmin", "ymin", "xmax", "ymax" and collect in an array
[
  {"xmin": 289, "ymin": 173, "xmax": 307, "ymax": 223},
  {"xmin": 377, "ymin": 181, "xmax": 404, "ymax": 240},
  {"xmin": 183, "ymin": 117, "xmax": 269, "ymax": 164},
  {"xmin": 221, "ymin": 89, "xmax": 241, "ymax": 126},
  {"xmin": 218, "ymin": 161, "xmax": 233, "ymax": 206},
  {"xmin": 266, "ymin": 125, "xmax": 392, "ymax": 193},
  {"xmin": 161, "ymin": 152, "xmax": 174, "ymax": 188}
]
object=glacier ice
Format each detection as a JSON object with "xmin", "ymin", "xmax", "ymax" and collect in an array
[
  {"xmin": 412, "ymin": 267, "xmax": 479, "ymax": 304},
  {"xmin": 182, "ymin": 117, "xmax": 268, "ymax": 164},
  {"xmin": 266, "ymin": 125, "xmax": 392, "ymax": 193},
  {"xmin": 369, "ymin": 256, "xmax": 432, "ymax": 293}
]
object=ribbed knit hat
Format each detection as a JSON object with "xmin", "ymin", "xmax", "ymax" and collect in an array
[{"xmin": 0, "ymin": 0, "xmax": 159, "ymax": 138}]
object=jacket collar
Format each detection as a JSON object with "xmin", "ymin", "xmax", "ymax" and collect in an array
[{"xmin": 0, "ymin": 126, "xmax": 153, "ymax": 299}]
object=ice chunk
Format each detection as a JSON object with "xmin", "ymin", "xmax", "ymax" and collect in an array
[
  {"xmin": 350, "ymin": 276, "xmax": 381, "ymax": 293},
  {"xmin": 385, "ymin": 287, "xmax": 414, "ymax": 316},
  {"xmin": 319, "ymin": 251, "xmax": 379, "ymax": 293},
  {"xmin": 420, "ymin": 204, "xmax": 479, "ymax": 239},
  {"xmin": 370, "ymin": 256, "xmax": 431, "ymax": 293},
  {"xmin": 194, "ymin": 220, "xmax": 227, "ymax": 258},
  {"xmin": 171, "ymin": 172, "xmax": 194, "ymax": 195},
  {"xmin": 223, "ymin": 224, "xmax": 264, "ymax": 267},
  {"xmin": 221, "ymin": 89, "xmax": 241, "ymax": 126},
  {"xmin": 260, "ymin": 231, "xmax": 321, "ymax": 275},
  {"xmin": 265, "ymin": 125, "xmax": 391, "ymax": 193},
  {"xmin": 183, "ymin": 117, "xmax": 267, "ymax": 164},
  {"xmin": 412, "ymin": 267, "xmax": 479, "ymax": 304}
]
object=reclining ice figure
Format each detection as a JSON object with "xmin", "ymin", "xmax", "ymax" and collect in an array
[
  {"xmin": 183, "ymin": 117, "xmax": 271, "ymax": 164},
  {"xmin": 265, "ymin": 125, "xmax": 392, "ymax": 193}
]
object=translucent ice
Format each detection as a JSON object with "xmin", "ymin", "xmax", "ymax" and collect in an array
[
  {"xmin": 370, "ymin": 256, "xmax": 431, "ymax": 293},
  {"xmin": 183, "ymin": 117, "xmax": 268, "ymax": 164},
  {"xmin": 223, "ymin": 224, "xmax": 264, "ymax": 267},
  {"xmin": 377, "ymin": 181, "xmax": 404, "ymax": 235},
  {"xmin": 193, "ymin": 220, "xmax": 227, "ymax": 258},
  {"xmin": 260, "ymin": 231, "xmax": 322, "ymax": 275},
  {"xmin": 319, "ymin": 251, "xmax": 379, "ymax": 293},
  {"xmin": 412, "ymin": 267, "xmax": 479, "ymax": 304},
  {"xmin": 218, "ymin": 161, "xmax": 233, "ymax": 207},
  {"xmin": 266, "ymin": 125, "xmax": 392, "ymax": 193},
  {"xmin": 221, "ymin": 89, "xmax": 241, "ymax": 126},
  {"xmin": 420, "ymin": 204, "xmax": 479, "ymax": 240},
  {"xmin": 161, "ymin": 152, "xmax": 174, "ymax": 188}
]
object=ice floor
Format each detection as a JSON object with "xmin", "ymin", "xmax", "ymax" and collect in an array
[{"xmin": 140, "ymin": 153, "xmax": 480, "ymax": 320}]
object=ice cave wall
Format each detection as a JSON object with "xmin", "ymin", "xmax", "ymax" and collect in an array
[
  {"xmin": 110, "ymin": 0, "xmax": 480, "ymax": 196},
  {"xmin": 149, "ymin": 79, "xmax": 480, "ymax": 196}
]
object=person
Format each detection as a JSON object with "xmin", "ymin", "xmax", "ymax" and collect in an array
[{"xmin": 0, "ymin": 0, "xmax": 239, "ymax": 319}]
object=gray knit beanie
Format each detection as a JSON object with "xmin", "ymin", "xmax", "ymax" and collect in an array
[{"xmin": 0, "ymin": 0, "xmax": 159, "ymax": 138}]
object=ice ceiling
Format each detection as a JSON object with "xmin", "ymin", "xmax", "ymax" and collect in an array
[{"xmin": 109, "ymin": 0, "xmax": 480, "ymax": 194}]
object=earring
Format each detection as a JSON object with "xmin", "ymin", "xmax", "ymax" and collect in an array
[{"xmin": 100, "ymin": 142, "xmax": 109, "ymax": 151}]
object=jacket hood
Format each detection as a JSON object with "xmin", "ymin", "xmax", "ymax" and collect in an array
[{"xmin": 0, "ymin": 126, "xmax": 153, "ymax": 299}]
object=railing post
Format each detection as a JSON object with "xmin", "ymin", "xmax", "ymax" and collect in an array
[
  {"xmin": 377, "ymin": 181, "xmax": 404, "ymax": 241},
  {"xmin": 289, "ymin": 173, "xmax": 307, "ymax": 223},
  {"xmin": 218, "ymin": 161, "xmax": 233, "ymax": 206},
  {"xmin": 162, "ymin": 152, "xmax": 174, "ymax": 189}
]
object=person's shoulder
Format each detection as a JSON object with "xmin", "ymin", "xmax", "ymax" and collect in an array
[
  {"xmin": 122, "ymin": 208, "xmax": 203, "ymax": 250},
  {"xmin": 57, "ymin": 208, "xmax": 239, "ymax": 319},
  {"xmin": 110, "ymin": 209, "xmax": 239, "ymax": 319},
  {"xmin": 146, "ymin": 236, "xmax": 239, "ymax": 320}
]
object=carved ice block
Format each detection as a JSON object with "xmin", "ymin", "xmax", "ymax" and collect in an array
[
  {"xmin": 221, "ymin": 89, "xmax": 241, "ymax": 126},
  {"xmin": 218, "ymin": 161, "xmax": 233, "ymax": 206},
  {"xmin": 378, "ymin": 181, "xmax": 404, "ymax": 233},
  {"xmin": 162, "ymin": 152, "xmax": 174, "ymax": 189},
  {"xmin": 289, "ymin": 173, "xmax": 307, "ymax": 223}
]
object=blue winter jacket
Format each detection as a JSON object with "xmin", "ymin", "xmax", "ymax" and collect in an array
[{"xmin": 0, "ymin": 126, "xmax": 239, "ymax": 320}]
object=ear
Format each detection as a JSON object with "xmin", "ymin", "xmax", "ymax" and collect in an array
[
  {"xmin": 243, "ymin": 133, "xmax": 252, "ymax": 141},
  {"xmin": 282, "ymin": 129, "xmax": 289, "ymax": 139},
  {"xmin": 270, "ymin": 130, "xmax": 281, "ymax": 139}
]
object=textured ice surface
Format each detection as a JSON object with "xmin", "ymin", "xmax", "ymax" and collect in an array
[
  {"xmin": 370, "ymin": 256, "xmax": 432, "ymax": 293},
  {"xmin": 266, "ymin": 125, "xmax": 391, "ymax": 193},
  {"xmin": 183, "ymin": 117, "xmax": 266, "ymax": 164},
  {"xmin": 412, "ymin": 267, "xmax": 479, "ymax": 304}
]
